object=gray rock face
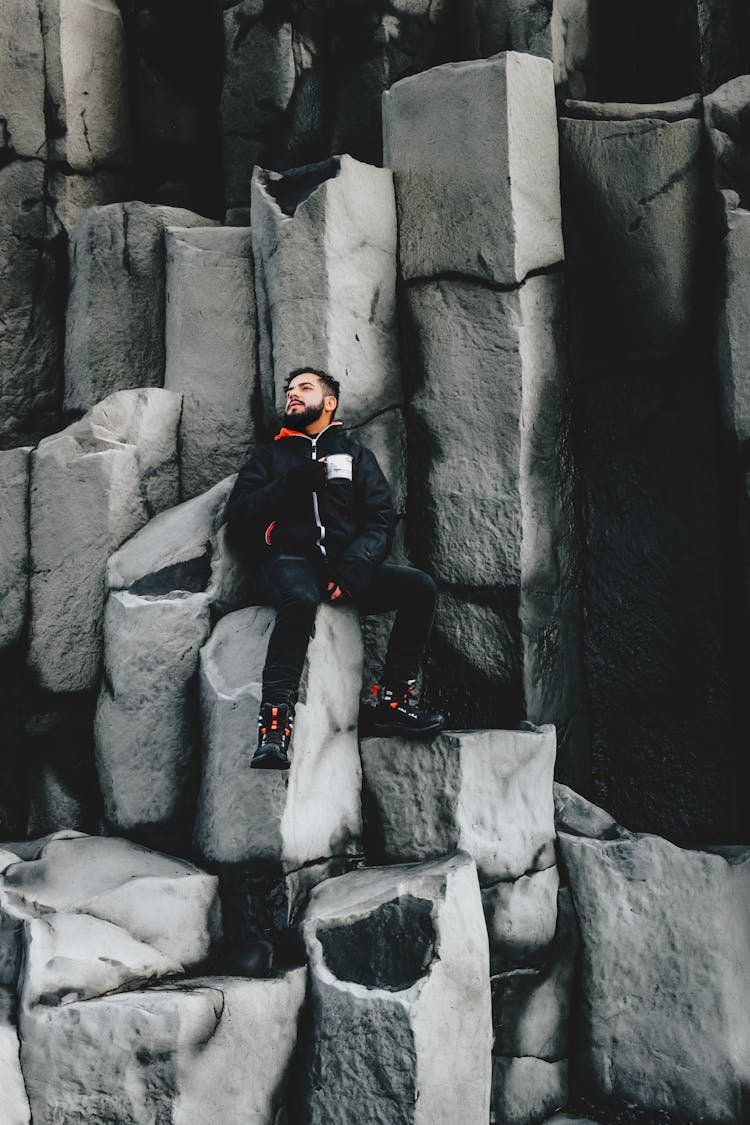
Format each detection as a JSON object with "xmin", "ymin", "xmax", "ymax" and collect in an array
[
  {"xmin": 553, "ymin": 782, "xmax": 623, "ymax": 840},
  {"xmin": 0, "ymin": 160, "xmax": 58, "ymax": 445},
  {"xmin": 560, "ymin": 831, "xmax": 750, "ymax": 1121},
  {"xmin": 483, "ymin": 864, "xmax": 559, "ymax": 974},
  {"xmin": 21, "ymin": 970, "xmax": 306, "ymax": 1125},
  {"xmin": 39, "ymin": 0, "xmax": 131, "ymax": 173},
  {"xmin": 302, "ymin": 852, "xmax": 492, "ymax": 1124},
  {"xmin": 95, "ymin": 590, "xmax": 211, "ymax": 846},
  {"xmin": 28, "ymin": 389, "xmax": 181, "ymax": 693},
  {"xmin": 361, "ymin": 726, "xmax": 556, "ymax": 880},
  {"xmin": 196, "ymin": 603, "xmax": 363, "ymax": 870},
  {"xmin": 0, "ymin": 0, "xmax": 46, "ymax": 160},
  {"xmin": 252, "ymin": 155, "xmax": 400, "ymax": 428},
  {"xmin": 383, "ymin": 53, "xmax": 563, "ymax": 286},
  {"xmin": 164, "ymin": 226, "xmax": 258, "ymax": 500},
  {"xmin": 491, "ymin": 1057, "xmax": 566, "ymax": 1125},
  {"xmin": 0, "ymin": 447, "xmax": 31, "ymax": 650},
  {"xmin": 0, "ymin": 987, "xmax": 29, "ymax": 1125},
  {"xmin": 705, "ymin": 77, "xmax": 750, "ymax": 207},
  {"xmin": 64, "ymin": 203, "xmax": 219, "ymax": 412},
  {"xmin": 550, "ymin": 0, "xmax": 596, "ymax": 99}
]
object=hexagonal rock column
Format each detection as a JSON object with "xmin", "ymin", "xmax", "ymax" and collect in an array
[
  {"xmin": 64, "ymin": 202, "xmax": 219, "ymax": 413},
  {"xmin": 0, "ymin": 448, "xmax": 31, "ymax": 651},
  {"xmin": 196, "ymin": 603, "xmax": 364, "ymax": 872},
  {"xmin": 164, "ymin": 227, "xmax": 258, "ymax": 500},
  {"xmin": 301, "ymin": 852, "xmax": 492, "ymax": 1124},
  {"xmin": 559, "ymin": 829, "xmax": 750, "ymax": 1122},
  {"xmin": 21, "ymin": 970, "xmax": 306, "ymax": 1125},
  {"xmin": 384, "ymin": 55, "xmax": 585, "ymax": 780},
  {"xmin": 94, "ymin": 590, "xmax": 211, "ymax": 851},
  {"xmin": 27, "ymin": 389, "xmax": 181, "ymax": 694}
]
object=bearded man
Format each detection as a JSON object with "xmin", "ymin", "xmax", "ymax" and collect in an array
[{"xmin": 226, "ymin": 367, "xmax": 444, "ymax": 769}]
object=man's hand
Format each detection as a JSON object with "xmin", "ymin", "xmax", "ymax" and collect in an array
[
  {"xmin": 284, "ymin": 461, "xmax": 326, "ymax": 494},
  {"xmin": 326, "ymin": 581, "xmax": 351, "ymax": 602}
]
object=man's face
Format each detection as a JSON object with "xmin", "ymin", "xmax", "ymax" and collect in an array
[{"xmin": 283, "ymin": 374, "xmax": 334, "ymax": 429}]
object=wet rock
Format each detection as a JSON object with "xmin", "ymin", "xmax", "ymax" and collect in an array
[
  {"xmin": 164, "ymin": 226, "xmax": 257, "ymax": 499},
  {"xmin": 0, "ymin": 447, "xmax": 31, "ymax": 650},
  {"xmin": 0, "ymin": 987, "xmax": 29, "ymax": 1125},
  {"xmin": 94, "ymin": 590, "xmax": 211, "ymax": 848},
  {"xmin": 195, "ymin": 603, "xmax": 363, "ymax": 870},
  {"xmin": 361, "ymin": 725, "xmax": 556, "ymax": 880},
  {"xmin": 251, "ymin": 155, "xmax": 400, "ymax": 427},
  {"xmin": 559, "ymin": 831, "xmax": 750, "ymax": 1121},
  {"xmin": 64, "ymin": 202, "xmax": 219, "ymax": 412},
  {"xmin": 21, "ymin": 969, "xmax": 305, "ymax": 1125},
  {"xmin": 384, "ymin": 53, "xmax": 563, "ymax": 285},
  {"xmin": 28, "ymin": 389, "xmax": 181, "ymax": 693},
  {"xmin": 302, "ymin": 852, "xmax": 492, "ymax": 1124},
  {"xmin": 483, "ymin": 864, "xmax": 559, "ymax": 974}
]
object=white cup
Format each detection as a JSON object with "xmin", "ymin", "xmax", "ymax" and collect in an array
[{"xmin": 324, "ymin": 454, "xmax": 353, "ymax": 481}]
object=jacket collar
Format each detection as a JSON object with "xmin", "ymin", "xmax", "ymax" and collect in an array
[{"xmin": 274, "ymin": 421, "xmax": 344, "ymax": 442}]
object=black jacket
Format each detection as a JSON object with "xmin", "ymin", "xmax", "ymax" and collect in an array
[{"xmin": 226, "ymin": 422, "xmax": 396, "ymax": 594}]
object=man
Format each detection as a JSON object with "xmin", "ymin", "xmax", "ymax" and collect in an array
[{"xmin": 226, "ymin": 367, "xmax": 444, "ymax": 769}]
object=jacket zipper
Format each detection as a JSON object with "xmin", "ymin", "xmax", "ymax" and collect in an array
[{"xmin": 309, "ymin": 433, "xmax": 326, "ymax": 557}]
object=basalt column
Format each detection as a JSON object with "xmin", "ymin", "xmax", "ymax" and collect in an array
[
  {"xmin": 384, "ymin": 53, "xmax": 587, "ymax": 785},
  {"xmin": 559, "ymin": 99, "xmax": 739, "ymax": 840}
]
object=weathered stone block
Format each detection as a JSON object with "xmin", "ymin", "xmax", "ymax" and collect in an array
[
  {"xmin": 164, "ymin": 226, "xmax": 257, "ymax": 500},
  {"xmin": 0, "ymin": 987, "xmax": 29, "ymax": 1125},
  {"xmin": 40, "ymin": 0, "xmax": 131, "ymax": 172},
  {"xmin": 0, "ymin": 0, "xmax": 46, "ymax": 159},
  {"xmin": 560, "ymin": 831, "xmax": 750, "ymax": 1121},
  {"xmin": 251, "ymin": 155, "xmax": 400, "ymax": 427},
  {"xmin": 196, "ymin": 603, "xmax": 363, "ymax": 870},
  {"xmin": 64, "ymin": 202, "xmax": 219, "ymax": 412},
  {"xmin": 0, "ymin": 447, "xmax": 31, "ymax": 650},
  {"xmin": 302, "ymin": 852, "xmax": 492, "ymax": 1124},
  {"xmin": 361, "ymin": 726, "xmax": 556, "ymax": 880},
  {"xmin": 383, "ymin": 53, "xmax": 563, "ymax": 285},
  {"xmin": 491, "ymin": 1056, "xmax": 566, "ymax": 1125},
  {"xmin": 28, "ymin": 389, "xmax": 181, "ymax": 693},
  {"xmin": 483, "ymin": 864, "xmax": 559, "ymax": 974},
  {"xmin": 21, "ymin": 970, "xmax": 305, "ymax": 1125},
  {"xmin": 95, "ymin": 590, "xmax": 211, "ymax": 845}
]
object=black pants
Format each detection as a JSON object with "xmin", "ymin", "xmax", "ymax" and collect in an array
[{"xmin": 253, "ymin": 554, "xmax": 437, "ymax": 706}]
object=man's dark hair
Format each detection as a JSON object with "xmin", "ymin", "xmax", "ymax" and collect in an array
[{"xmin": 285, "ymin": 367, "xmax": 341, "ymax": 418}]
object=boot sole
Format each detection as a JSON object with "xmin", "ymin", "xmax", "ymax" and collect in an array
[
  {"xmin": 251, "ymin": 748, "xmax": 291, "ymax": 770},
  {"xmin": 370, "ymin": 719, "xmax": 445, "ymax": 739}
]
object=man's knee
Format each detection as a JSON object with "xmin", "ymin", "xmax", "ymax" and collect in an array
[
  {"xmin": 277, "ymin": 583, "xmax": 321, "ymax": 617},
  {"xmin": 407, "ymin": 567, "xmax": 437, "ymax": 606}
]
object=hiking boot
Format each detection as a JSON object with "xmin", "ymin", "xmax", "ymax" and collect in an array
[
  {"xmin": 252, "ymin": 702, "xmax": 294, "ymax": 769},
  {"xmin": 370, "ymin": 680, "xmax": 444, "ymax": 738}
]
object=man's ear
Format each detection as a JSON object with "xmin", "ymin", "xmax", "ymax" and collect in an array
[{"xmin": 325, "ymin": 395, "xmax": 338, "ymax": 414}]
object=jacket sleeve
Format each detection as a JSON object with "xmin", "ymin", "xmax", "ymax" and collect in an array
[
  {"xmin": 225, "ymin": 449, "xmax": 286, "ymax": 539},
  {"xmin": 332, "ymin": 447, "xmax": 396, "ymax": 594}
]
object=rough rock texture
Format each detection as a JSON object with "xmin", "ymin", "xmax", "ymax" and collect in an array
[
  {"xmin": 0, "ymin": 833, "xmax": 221, "ymax": 971},
  {"xmin": 559, "ymin": 103, "xmax": 740, "ymax": 839},
  {"xmin": 27, "ymin": 389, "xmax": 181, "ymax": 693},
  {"xmin": 552, "ymin": 782, "xmax": 624, "ymax": 840},
  {"xmin": 383, "ymin": 53, "xmax": 563, "ymax": 286},
  {"xmin": 361, "ymin": 726, "xmax": 556, "ymax": 880},
  {"xmin": 95, "ymin": 590, "xmax": 211, "ymax": 849},
  {"xmin": 251, "ymin": 156, "xmax": 400, "ymax": 428},
  {"xmin": 491, "ymin": 1056, "xmax": 566, "ymax": 1125},
  {"xmin": 0, "ymin": 987, "xmax": 29, "ymax": 1125},
  {"xmin": 0, "ymin": 448, "xmax": 31, "ymax": 650},
  {"xmin": 64, "ymin": 202, "xmax": 219, "ymax": 412},
  {"xmin": 196, "ymin": 603, "xmax": 363, "ymax": 870},
  {"xmin": 21, "ymin": 970, "xmax": 306, "ymax": 1125},
  {"xmin": 0, "ymin": 0, "xmax": 46, "ymax": 161},
  {"xmin": 560, "ymin": 830, "xmax": 750, "ymax": 1121},
  {"xmin": 301, "ymin": 852, "xmax": 492, "ymax": 1124},
  {"xmin": 40, "ymin": 0, "xmax": 132, "ymax": 173},
  {"xmin": 164, "ymin": 226, "xmax": 257, "ymax": 499},
  {"xmin": 0, "ymin": 160, "xmax": 59, "ymax": 446},
  {"xmin": 482, "ymin": 864, "xmax": 559, "ymax": 974}
]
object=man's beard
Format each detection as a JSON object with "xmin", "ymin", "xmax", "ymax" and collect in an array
[{"xmin": 282, "ymin": 401, "xmax": 324, "ymax": 430}]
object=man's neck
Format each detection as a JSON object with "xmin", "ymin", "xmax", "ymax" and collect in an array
[{"xmin": 304, "ymin": 415, "xmax": 336, "ymax": 436}]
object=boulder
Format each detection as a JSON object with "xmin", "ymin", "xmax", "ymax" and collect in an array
[
  {"xmin": 21, "ymin": 969, "xmax": 306, "ymax": 1125},
  {"xmin": 0, "ymin": 0, "xmax": 46, "ymax": 159},
  {"xmin": 94, "ymin": 590, "xmax": 211, "ymax": 847},
  {"xmin": 0, "ymin": 988, "xmax": 29, "ymax": 1125},
  {"xmin": 164, "ymin": 226, "xmax": 258, "ymax": 499},
  {"xmin": 39, "ymin": 0, "xmax": 131, "ymax": 173},
  {"xmin": 482, "ymin": 864, "xmax": 559, "ymax": 974},
  {"xmin": 195, "ymin": 603, "xmax": 363, "ymax": 870},
  {"xmin": 383, "ymin": 53, "xmax": 563, "ymax": 285},
  {"xmin": 27, "ymin": 389, "xmax": 181, "ymax": 693},
  {"xmin": 0, "ymin": 833, "xmax": 221, "ymax": 968},
  {"xmin": 361, "ymin": 725, "xmax": 556, "ymax": 880},
  {"xmin": 64, "ymin": 202, "xmax": 219, "ymax": 412},
  {"xmin": 559, "ymin": 831, "xmax": 750, "ymax": 1121},
  {"xmin": 491, "ymin": 1057, "xmax": 566, "ymax": 1125},
  {"xmin": 0, "ymin": 447, "xmax": 31, "ymax": 650},
  {"xmin": 251, "ymin": 156, "xmax": 400, "ymax": 427},
  {"xmin": 0, "ymin": 160, "xmax": 58, "ymax": 445},
  {"xmin": 301, "ymin": 852, "xmax": 492, "ymax": 1124}
]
